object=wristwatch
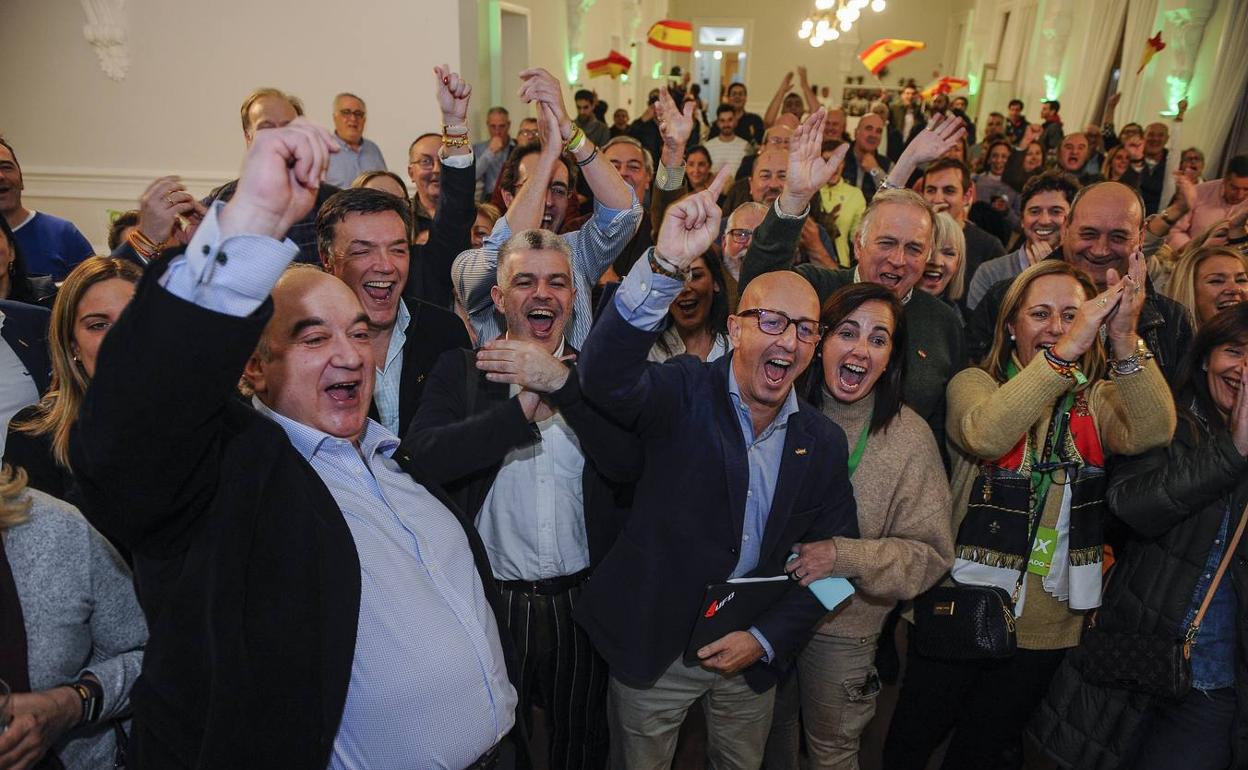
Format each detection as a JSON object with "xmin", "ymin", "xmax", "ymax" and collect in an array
[{"xmin": 67, "ymin": 677, "xmax": 104, "ymax": 725}]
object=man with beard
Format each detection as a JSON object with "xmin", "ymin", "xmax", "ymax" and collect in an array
[
  {"xmin": 576, "ymin": 166, "xmax": 859, "ymax": 769},
  {"xmin": 454, "ymin": 68, "xmax": 640, "ymax": 349},
  {"xmin": 711, "ymin": 82, "xmax": 766, "ymax": 146},
  {"xmin": 966, "ymin": 181, "xmax": 1192, "ymax": 380},
  {"xmin": 0, "ymin": 139, "xmax": 93, "ymax": 280},
  {"xmin": 740, "ymin": 110, "xmax": 965, "ymax": 453},
  {"xmin": 967, "ymin": 111, "xmax": 1006, "ymax": 171},
  {"xmin": 407, "ymin": 228, "xmax": 641, "ymax": 770},
  {"xmin": 965, "ymin": 171, "xmax": 1079, "ymax": 309}
]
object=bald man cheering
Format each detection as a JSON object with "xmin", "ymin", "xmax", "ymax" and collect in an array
[{"xmin": 576, "ymin": 168, "xmax": 859, "ymax": 769}]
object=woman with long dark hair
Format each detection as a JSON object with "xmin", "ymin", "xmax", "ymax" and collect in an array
[
  {"xmin": 1033, "ymin": 303, "xmax": 1248, "ymax": 769},
  {"xmin": 766, "ymin": 283, "xmax": 952, "ymax": 769}
]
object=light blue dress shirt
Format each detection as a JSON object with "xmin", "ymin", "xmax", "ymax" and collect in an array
[
  {"xmin": 373, "ymin": 300, "xmax": 410, "ymax": 435},
  {"xmin": 614, "ymin": 252, "xmax": 788, "ymax": 661},
  {"xmin": 325, "ymin": 135, "xmax": 388, "ymax": 189},
  {"xmin": 164, "ymin": 204, "xmax": 517, "ymax": 769},
  {"xmin": 476, "ymin": 340, "xmax": 591, "ymax": 581},
  {"xmin": 472, "ymin": 138, "xmax": 515, "ymax": 201}
]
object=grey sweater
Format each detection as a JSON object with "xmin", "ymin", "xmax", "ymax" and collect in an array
[{"xmin": 5, "ymin": 489, "xmax": 146, "ymax": 770}]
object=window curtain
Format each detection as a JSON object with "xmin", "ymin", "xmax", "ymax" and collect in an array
[
  {"xmin": 1114, "ymin": 0, "xmax": 1162, "ymax": 124},
  {"xmin": 1185, "ymin": 0, "xmax": 1248, "ymax": 171},
  {"xmin": 1060, "ymin": 0, "xmax": 1129, "ymax": 130}
]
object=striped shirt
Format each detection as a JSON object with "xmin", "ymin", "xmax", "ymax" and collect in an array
[{"xmin": 452, "ymin": 195, "xmax": 642, "ymax": 348}]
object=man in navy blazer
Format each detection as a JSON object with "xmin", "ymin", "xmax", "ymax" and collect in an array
[
  {"xmin": 576, "ymin": 166, "xmax": 859, "ymax": 768},
  {"xmin": 0, "ymin": 298, "xmax": 50, "ymax": 455}
]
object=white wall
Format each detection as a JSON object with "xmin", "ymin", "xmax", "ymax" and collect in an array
[
  {"xmin": 1, "ymin": 0, "xmax": 460, "ymax": 250},
  {"xmin": 669, "ymin": 0, "xmax": 962, "ymax": 112}
]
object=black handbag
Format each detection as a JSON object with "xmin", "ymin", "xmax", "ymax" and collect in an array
[{"xmin": 1074, "ymin": 500, "xmax": 1248, "ymax": 699}]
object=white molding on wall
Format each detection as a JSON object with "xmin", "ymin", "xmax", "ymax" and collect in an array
[{"xmin": 22, "ymin": 166, "xmax": 234, "ymax": 203}]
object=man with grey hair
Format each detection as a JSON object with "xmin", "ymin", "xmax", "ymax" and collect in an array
[
  {"xmin": 473, "ymin": 106, "xmax": 515, "ymax": 202},
  {"xmin": 741, "ymin": 110, "xmax": 966, "ymax": 451},
  {"xmin": 325, "ymin": 92, "xmax": 387, "ymax": 188},
  {"xmin": 409, "ymin": 226, "xmax": 639, "ymax": 770},
  {"xmin": 722, "ymin": 201, "xmax": 769, "ymax": 311}
]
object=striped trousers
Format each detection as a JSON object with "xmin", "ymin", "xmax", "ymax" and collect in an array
[{"xmin": 499, "ymin": 583, "xmax": 609, "ymax": 770}]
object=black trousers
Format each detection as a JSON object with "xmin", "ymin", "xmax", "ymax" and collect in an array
[
  {"xmin": 500, "ymin": 583, "xmax": 609, "ymax": 770},
  {"xmin": 882, "ymin": 624, "xmax": 1066, "ymax": 770}
]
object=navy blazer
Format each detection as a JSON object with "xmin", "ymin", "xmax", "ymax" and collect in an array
[
  {"xmin": 0, "ymin": 299, "xmax": 51, "ymax": 395},
  {"xmin": 575, "ymin": 298, "xmax": 859, "ymax": 692}
]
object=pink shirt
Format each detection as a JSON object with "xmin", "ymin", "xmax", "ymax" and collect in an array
[{"xmin": 1167, "ymin": 179, "xmax": 1234, "ymax": 249}]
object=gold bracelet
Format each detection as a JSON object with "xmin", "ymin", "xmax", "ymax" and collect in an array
[
  {"xmin": 127, "ymin": 229, "xmax": 159, "ymax": 258},
  {"xmin": 441, "ymin": 134, "xmax": 471, "ymax": 148}
]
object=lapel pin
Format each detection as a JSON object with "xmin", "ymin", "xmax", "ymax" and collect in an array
[
  {"xmin": 917, "ymin": 349, "xmax": 927, "ymax": 359},
  {"xmin": 795, "ymin": 448, "xmax": 808, "ymax": 456}
]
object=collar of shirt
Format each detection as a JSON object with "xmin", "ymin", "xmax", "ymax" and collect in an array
[
  {"xmin": 852, "ymin": 266, "xmax": 913, "ymax": 304},
  {"xmin": 383, "ymin": 300, "xmax": 411, "ymax": 374},
  {"xmin": 725, "ymin": 352, "xmax": 800, "ymax": 443},
  {"xmin": 251, "ymin": 395, "xmax": 400, "ymax": 464}
]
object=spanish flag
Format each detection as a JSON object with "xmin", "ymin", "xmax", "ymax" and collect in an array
[
  {"xmin": 921, "ymin": 76, "xmax": 969, "ymax": 99},
  {"xmin": 647, "ymin": 20, "xmax": 693, "ymax": 52},
  {"xmin": 858, "ymin": 39, "xmax": 925, "ymax": 76},
  {"xmin": 587, "ymin": 50, "xmax": 632, "ymax": 79},
  {"xmin": 1136, "ymin": 31, "xmax": 1165, "ymax": 75}
]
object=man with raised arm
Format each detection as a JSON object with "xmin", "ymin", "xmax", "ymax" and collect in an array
[
  {"xmin": 575, "ymin": 167, "xmax": 859, "ymax": 768},
  {"xmin": 71, "ymin": 118, "xmax": 520, "ymax": 770},
  {"xmin": 453, "ymin": 68, "xmax": 641, "ymax": 348}
]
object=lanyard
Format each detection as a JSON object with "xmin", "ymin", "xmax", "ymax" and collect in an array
[
  {"xmin": 1006, "ymin": 360, "xmax": 1074, "ymax": 516},
  {"xmin": 847, "ymin": 419, "xmax": 871, "ymax": 478}
]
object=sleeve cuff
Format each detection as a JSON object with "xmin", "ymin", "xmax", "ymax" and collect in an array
[
  {"xmin": 748, "ymin": 627, "xmax": 775, "ymax": 663},
  {"xmin": 440, "ymin": 149, "xmax": 474, "ymax": 168},
  {"xmin": 774, "ymin": 198, "xmax": 810, "ymax": 220},
  {"xmin": 656, "ymin": 163, "xmax": 686, "ymax": 191},
  {"xmin": 613, "ymin": 250, "xmax": 684, "ymax": 330}
]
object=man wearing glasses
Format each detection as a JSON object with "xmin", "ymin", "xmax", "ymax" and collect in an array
[
  {"xmin": 325, "ymin": 93, "xmax": 387, "ymax": 188},
  {"xmin": 576, "ymin": 167, "xmax": 859, "ymax": 769},
  {"xmin": 721, "ymin": 201, "xmax": 769, "ymax": 312},
  {"xmin": 454, "ymin": 68, "xmax": 641, "ymax": 349}
]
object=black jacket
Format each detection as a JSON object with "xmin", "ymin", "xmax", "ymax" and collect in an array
[
  {"xmin": 575, "ymin": 297, "xmax": 860, "ymax": 692},
  {"xmin": 366, "ymin": 297, "xmax": 470, "ymax": 440},
  {"xmin": 841, "ymin": 150, "xmax": 893, "ymax": 202},
  {"xmin": 0, "ymin": 299, "xmax": 51, "ymax": 394},
  {"xmin": 1121, "ymin": 151, "xmax": 1168, "ymax": 215},
  {"xmin": 70, "ymin": 262, "xmax": 522, "ymax": 770},
  {"xmin": 405, "ymin": 345, "xmax": 640, "ymax": 567},
  {"xmin": 404, "ymin": 157, "xmax": 477, "ymax": 309},
  {"xmin": 965, "ymin": 256, "xmax": 1193, "ymax": 382},
  {"xmin": 1030, "ymin": 413, "xmax": 1248, "ymax": 769}
]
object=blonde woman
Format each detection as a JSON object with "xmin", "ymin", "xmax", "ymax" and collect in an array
[
  {"xmin": 1166, "ymin": 246, "xmax": 1248, "ymax": 328},
  {"xmin": 884, "ymin": 256, "xmax": 1176, "ymax": 769},
  {"xmin": 917, "ymin": 211, "xmax": 967, "ymax": 314},
  {"xmin": 5, "ymin": 257, "xmax": 141, "ymax": 508},
  {"xmin": 0, "ymin": 463, "xmax": 146, "ymax": 769}
]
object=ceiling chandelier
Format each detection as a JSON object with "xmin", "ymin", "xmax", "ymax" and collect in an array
[{"xmin": 799, "ymin": 0, "xmax": 885, "ymax": 47}]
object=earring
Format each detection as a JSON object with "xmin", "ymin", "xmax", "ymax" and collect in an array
[{"xmin": 1010, "ymin": 334, "xmax": 1016, "ymax": 341}]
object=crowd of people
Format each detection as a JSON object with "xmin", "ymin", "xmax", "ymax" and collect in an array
[{"xmin": 0, "ymin": 55, "xmax": 1247, "ymax": 770}]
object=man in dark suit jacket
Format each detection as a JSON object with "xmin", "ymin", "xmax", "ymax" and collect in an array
[
  {"xmin": 407, "ymin": 228, "xmax": 641, "ymax": 768},
  {"xmin": 317, "ymin": 188, "xmax": 470, "ymax": 440},
  {"xmin": 0, "ymin": 297, "xmax": 50, "ymax": 458},
  {"xmin": 842, "ymin": 114, "xmax": 893, "ymax": 202},
  {"xmin": 71, "ymin": 119, "xmax": 523, "ymax": 770},
  {"xmin": 576, "ymin": 169, "xmax": 859, "ymax": 768}
]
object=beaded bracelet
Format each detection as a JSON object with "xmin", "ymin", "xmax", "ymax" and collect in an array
[{"xmin": 1043, "ymin": 347, "xmax": 1088, "ymax": 386}]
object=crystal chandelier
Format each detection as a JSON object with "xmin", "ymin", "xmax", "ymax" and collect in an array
[{"xmin": 798, "ymin": 0, "xmax": 886, "ymax": 47}]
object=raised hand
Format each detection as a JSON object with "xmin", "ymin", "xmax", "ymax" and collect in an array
[
  {"xmin": 218, "ymin": 119, "xmax": 338, "ymax": 241},
  {"xmin": 779, "ymin": 109, "xmax": 850, "ymax": 215},
  {"xmin": 655, "ymin": 86, "xmax": 695, "ymax": 154},
  {"xmin": 1049, "ymin": 251, "xmax": 1143, "ymax": 362},
  {"xmin": 1124, "ymin": 134, "xmax": 1145, "ymax": 162},
  {"xmin": 137, "ymin": 176, "xmax": 206, "ymax": 246},
  {"xmin": 519, "ymin": 68, "xmax": 572, "ymax": 137},
  {"xmin": 537, "ymin": 102, "xmax": 562, "ymax": 159},
  {"xmin": 654, "ymin": 166, "xmax": 734, "ymax": 269},
  {"xmin": 894, "ymin": 112, "xmax": 966, "ymax": 172},
  {"xmin": 1173, "ymin": 170, "xmax": 1198, "ymax": 213},
  {"xmin": 434, "ymin": 64, "xmax": 471, "ymax": 126},
  {"xmin": 1023, "ymin": 123, "xmax": 1043, "ymax": 146},
  {"xmin": 1104, "ymin": 249, "xmax": 1146, "ymax": 352}
]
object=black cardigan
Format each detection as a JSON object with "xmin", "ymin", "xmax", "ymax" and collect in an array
[{"xmin": 70, "ymin": 262, "xmax": 523, "ymax": 770}]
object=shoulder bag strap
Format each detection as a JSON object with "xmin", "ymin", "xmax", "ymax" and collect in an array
[{"xmin": 1186, "ymin": 500, "xmax": 1248, "ymax": 651}]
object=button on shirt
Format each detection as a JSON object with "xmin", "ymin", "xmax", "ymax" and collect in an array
[
  {"xmin": 477, "ymin": 340, "xmax": 590, "ymax": 581},
  {"xmin": 614, "ymin": 252, "xmax": 791, "ymax": 660},
  {"xmin": 163, "ymin": 204, "xmax": 517, "ymax": 770},
  {"xmin": 325, "ymin": 135, "xmax": 388, "ymax": 189},
  {"xmin": 373, "ymin": 300, "xmax": 410, "ymax": 435}
]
